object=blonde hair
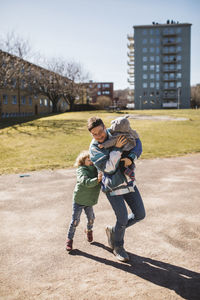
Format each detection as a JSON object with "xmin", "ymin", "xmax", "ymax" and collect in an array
[{"xmin": 74, "ymin": 150, "xmax": 90, "ymax": 167}]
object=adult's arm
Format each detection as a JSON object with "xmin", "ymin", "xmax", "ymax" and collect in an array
[{"xmin": 127, "ymin": 138, "xmax": 143, "ymax": 161}]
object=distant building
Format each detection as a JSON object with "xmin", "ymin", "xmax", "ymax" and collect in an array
[
  {"xmin": 0, "ymin": 51, "xmax": 69, "ymax": 119},
  {"xmin": 86, "ymin": 81, "xmax": 114, "ymax": 104},
  {"xmin": 127, "ymin": 20, "xmax": 192, "ymax": 109}
]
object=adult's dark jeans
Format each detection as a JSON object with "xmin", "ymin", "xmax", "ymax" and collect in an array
[{"xmin": 106, "ymin": 186, "xmax": 146, "ymax": 247}]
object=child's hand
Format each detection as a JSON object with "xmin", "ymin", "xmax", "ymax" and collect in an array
[
  {"xmin": 121, "ymin": 158, "xmax": 132, "ymax": 167},
  {"xmin": 98, "ymin": 172, "xmax": 103, "ymax": 182},
  {"xmin": 98, "ymin": 144, "xmax": 104, "ymax": 149}
]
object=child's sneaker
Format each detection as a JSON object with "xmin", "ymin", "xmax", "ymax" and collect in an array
[
  {"xmin": 66, "ymin": 239, "xmax": 73, "ymax": 251},
  {"xmin": 86, "ymin": 230, "xmax": 93, "ymax": 243}
]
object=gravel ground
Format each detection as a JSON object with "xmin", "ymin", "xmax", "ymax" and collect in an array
[{"xmin": 0, "ymin": 154, "xmax": 200, "ymax": 300}]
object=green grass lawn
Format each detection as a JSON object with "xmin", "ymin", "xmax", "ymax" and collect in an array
[{"xmin": 0, "ymin": 109, "xmax": 200, "ymax": 174}]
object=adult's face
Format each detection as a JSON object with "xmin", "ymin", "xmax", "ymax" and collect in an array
[{"xmin": 90, "ymin": 125, "xmax": 107, "ymax": 143}]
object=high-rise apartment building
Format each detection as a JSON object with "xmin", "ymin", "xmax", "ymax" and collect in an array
[{"xmin": 127, "ymin": 20, "xmax": 192, "ymax": 109}]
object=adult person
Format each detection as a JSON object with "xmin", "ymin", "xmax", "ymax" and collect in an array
[{"xmin": 88, "ymin": 116, "xmax": 145, "ymax": 262}]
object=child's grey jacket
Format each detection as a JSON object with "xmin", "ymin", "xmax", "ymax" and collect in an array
[{"xmin": 101, "ymin": 116, "xmax": 139, "ymax": 151}]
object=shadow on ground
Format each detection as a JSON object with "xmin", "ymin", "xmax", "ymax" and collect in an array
[{"xmin": 70, "ymin": 242, "xmax": 200, "ymax": 300}]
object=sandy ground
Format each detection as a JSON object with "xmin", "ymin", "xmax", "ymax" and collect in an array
[{"xmin": 0, "ymin": 154, "xmax": 200, "ymax": 300}]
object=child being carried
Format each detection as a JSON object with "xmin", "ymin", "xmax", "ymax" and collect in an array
[{"xmin": 98, "ymin": 115, "xmax": 139, "ymax": 181}]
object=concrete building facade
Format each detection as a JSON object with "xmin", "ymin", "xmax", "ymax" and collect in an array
[{"xmin": 127, "ymin": 21, "xmax": 192, "ymax": 109}]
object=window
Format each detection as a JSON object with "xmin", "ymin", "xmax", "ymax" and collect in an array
[
  {"xmin": 40, "ymin": 99, "xmax": 43, "ymax": 106},
  {"xmin": 143, "ymin": 56, "xmax": 147, "ymax": 62},
  {"xmin": 150, "ymin": 82, "xmax": 155, "ymax": 88},
  {"xmin": 150, "ymin": 29, "xmax": 154, "ymax": 35},
  {"xmin": 177, "ymin": 64, "xmax": 182, "ymax": 70},
  {"xmin": 164, "ymin": 82, "xmax": 168, "ymax": 89},
  {"xmin": 150, "ymin": 74, "xmax": 154, "ymax": 79},
  {"xmin": 155, "ymin": 47, "xmax": 160, "ymax": 54},
  {"xmin": 156, "ymin": 82, "xmax": 160, "ymax": 89},
  {"xmin": 177, "ymin": 82, "xmax": 182, "ymax": 88},
  {"xmin": 142, "ymin": 47, "xmax": 147, "ymax": 53},
  {"xmin": 3, "ymin": 94, "xmax": 8, "ymax": 104},
  {"xmin": 21, "ymin": 96, "xmax": 26, "ymax": 105},
  {"xmin": 143, "ymin": 65, "xmax": 148, "ymax": 71},
  {"xmin": 156, "ymin": 64, "xmax": 159, "ymax": 72},
  {"xmin": 142, "ymin": 29, "xmax": 147, "ymax": 35},
  {"xmin": 150, "ymin": 47, "xmax": 154, "ymax": 53},
  {"xmin": 177, "ymin": 46, "xmax": 182, "ymax": 52},
  {"xmin": 155, "ymin": 56, "xmax": 160, "ymax": 62},
  {"xmin": 102, "ymin": 83, "xmax": 110, "ymax": 88},
  {"xmin": 29, "ymin": 97, "xmax": 32, "ymax": 105},
  {"xmin": 169, "ymin": 82, "xmax": 175, "ymax": 88},
  {"xmin": 150, "ymin": 65, "xmax": 155, "ymax": 71},
  {"xmin": 177, "ymin": 55, "xmax": 181, "ymax": 61},
  {"xmin": 169, "ymin": 64, "xmax": 175, "ymax": 70},
  {"xmin": 142, "ymin": 39, "xmax": 147, "ymax": 44},
  {"xmin": 156, "ymin": 74, "xmax": 160, "ymax": 80},
  {"xmin": 102, "ymin": 91, "xmax": 110, "ymax": 95},
  {"xmin": 155, "ymin": 38, "xmax": 160, "ymax": 45},
  {"xmin": 44, "ymin": 99, "xmax": 48, "ymax": 106},
  {"xmin": 143, "ymin": 74, "xmax": 148, "ymax": 79},
  {"xmin": 97, "ymin": 84, "xmax": 101, "ymax": 88},
  {"xmin": 150, "ymin": 56, "xmax": 154, "ymax": 62},
  {"xmin": 169, "ymin": 46, "xmax": 175, "ymax": 53},
  {"xmin": 155, "ymin": 29, "xmax": 160, "ymax": 35},
  {"xmin": 97, "ymin": 91, "xmax": 101, "ymax": 95},
  {"xmin": 177, "ymin": 73, "xmax": 182, "ymax": 79},
  {"xmin": 169, "ymin": 73, "xmax": 175, "ymax": 79},
  {"xmin": 176, "ymin": 28, "xmax": 182, "ymax": 33},
  {"xmin": 143, "ymin": 82, "xmax": 148, "ymax": 88},
  {"xmin": 177, "ymin": 37, "xmax": 182, "ymax": 43},
  {"xmin": 150, "ymin": 38, "xmax": 154, "ymax": 44},
  {"xmin": 12, "ymin": 95, "xmax": 17, "ymax": 104}
]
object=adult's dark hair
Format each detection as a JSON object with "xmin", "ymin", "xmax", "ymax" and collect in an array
[{"xmin": 87, "ymin": 117, "xmax": 104, "ymax": 131}]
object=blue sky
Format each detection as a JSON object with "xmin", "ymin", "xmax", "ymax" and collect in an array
[{"xmin": 0, "ymin": 0, "xmax": 199, "ymax": 89}]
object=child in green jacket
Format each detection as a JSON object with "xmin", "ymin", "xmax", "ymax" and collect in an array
[{"xmin": 66, "ymin": 150, "xmax": 102, "ymax": 251}]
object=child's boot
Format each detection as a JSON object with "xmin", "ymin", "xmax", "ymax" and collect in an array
[
  {"xmin": 86, "ymin": 230, "xmax": 93, "ymax": 243},
  {"xmin": 66, "ymin": 239, "xmax": 73, "ymax": 251}
]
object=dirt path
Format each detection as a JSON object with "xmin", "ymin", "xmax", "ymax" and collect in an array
[{"xmin": 0, "ymin": 154, "xmax": 200, "ymax": 300}]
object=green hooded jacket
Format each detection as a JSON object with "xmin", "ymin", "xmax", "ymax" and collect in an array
[{"xmin": 73, "ymin": 165, "xmax": 101, "ymax": 206}]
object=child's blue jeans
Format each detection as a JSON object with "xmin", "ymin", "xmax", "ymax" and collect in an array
[{"xmin": 67, "ymin": 202, "xmax": 95, "ymax": 240}]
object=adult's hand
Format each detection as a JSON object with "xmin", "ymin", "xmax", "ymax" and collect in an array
[
  {"xmin": 121, "ymin": 158, "xmax": 132, "ymax": 167},
  {"xmin": 115, "ymin": 136, "xmax": 127, "ymax": 148}
]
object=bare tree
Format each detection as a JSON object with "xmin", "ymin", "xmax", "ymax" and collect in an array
[
  {"xmin": 45, "ymin": 58, "xmax": 89, "ymax": 111},
  {"xmin": 0, "ymin": 31, "xmax": 31, "ymax": 59},
  {"xmin": 191, "ymin": 84, "xmax": 200, "ymax": 108}
]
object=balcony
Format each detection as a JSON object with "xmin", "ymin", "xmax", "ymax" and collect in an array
[
  {"xmin": 127, "ymin": 42, "xmax": 134, "ymax": 49},
  {"xmin": 163, "ymin": 94, "xmax": 177, "ymax": 100},
  {"xmin": 163, "ymin": 60, "xmax": 177, "ymax": 64},
  {"xmin": 162, "ymin": 32, "xmax": 177, "ymax": 37},
  {"xmin": 127, "ymin": 51, "xmax": 134, "ymax": 58},
  {"xmin": 163, "ymin": 41, "xmax": 177, "ymax": 46},
  {"xmin": 127, "ymin": 34, "xmax": 134, "ymax": 41},
  {"xmin": 163, "ymin": 68, "xmax": 178, "ymax": 73},
  {"xmin": 163, "ymin": 78, "xmax": 177, "ymax": 82},
  {"xmin": 127, "ymin": 78, "xmax": 134, "ymax": 85},
  {"xmin": 163, "ymin": 87, "xmax": 177, "ymax": 91},
  {"xmin": 162, "ymin": 51, "xmax": 178, "ymax": 55},
  {"xmin": 127, "ymin": 61, "xmax": 134, "ymax": 66}
]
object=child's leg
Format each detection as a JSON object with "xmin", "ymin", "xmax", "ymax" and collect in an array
[
  {"xmin": 67, "ymin": 202, "xmax": 83, "ymax": 240},
  {"xmin": 124, "ymin": 163, "xmax": 135, "ymax": 181},
  {"xmin": 84, "ymin": 206, "xmax": 95, "ymax": 231}
]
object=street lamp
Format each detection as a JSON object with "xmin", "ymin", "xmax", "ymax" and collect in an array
[
  {"xmin": 177, "ymin": 87, "xmax": 181, "ymax": 109},
  {"xmin": 139, "ymin": 96, "xmax": 142, "ymax": 110}
]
